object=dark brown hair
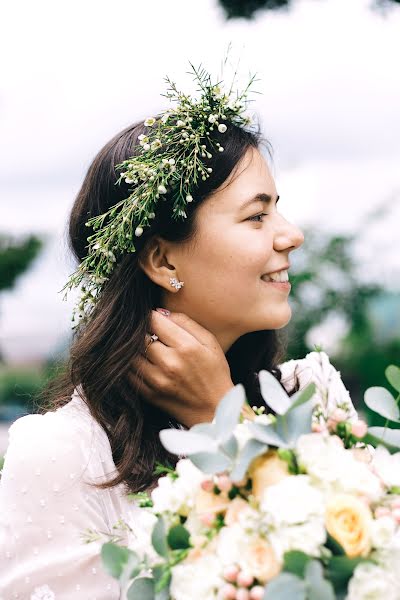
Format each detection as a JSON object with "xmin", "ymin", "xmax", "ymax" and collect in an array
[{"xmin": 42, "ymin": 120, "xmax": 288, "ymax": 493}]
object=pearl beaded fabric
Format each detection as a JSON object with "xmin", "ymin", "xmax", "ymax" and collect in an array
[{"xmin": 0, "ymin": 388, "xmax": 143, "ymax": 599}]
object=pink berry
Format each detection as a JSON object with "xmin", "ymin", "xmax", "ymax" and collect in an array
[
  {"xmin": 351, "ymin": 420, "xmax": 368, "ymax": 438},
  {"xmin": 200, "ymin": 512, "xmax": 215, "ymax": 527},
  {"xmin": 221, "ymin": 583, "xmax": 237, "ymax": 599},
  {"xmin": 201, "ymin": 479, "xmax": 214, "ymax": 492},
  {"xmin": 392, "ymin": 507, "xmax": 400, "ymax": 523},
  {"xmin": 223, "ymin": 565, "xmax": 239, "ymax": 583},
  {"xmin": 236, "ymin": 589, "xmax": 250, "ymax": 600},
  {"xmin": 218, "ymin": 474, "xmax": 233, "ymax": 493},
  {"xmin": 250, "ymin": 587, "xmax": 265, "ymax": 600},
  {"xmin": 237, "ymin": 572, "xmax": 254, "ymax": 588},
  {"xmin": 312, "ymin": 422, "xmax": 324, "ymax": 432}
]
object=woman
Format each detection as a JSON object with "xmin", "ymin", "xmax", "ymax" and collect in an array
[{"xmin": 0, "ymin": 69, "xmax": 333, "ymax": 599}]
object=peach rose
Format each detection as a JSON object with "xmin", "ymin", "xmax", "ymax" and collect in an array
[
  {"xmin": 225, "ymin": 497, "xmax": 250, "ymax": 526},
  {"xmin": 240, "ymin": 537, "xmax": 281, "ymax": 584},
  {"xmin": 195, "ymin": 487, "xmax": 230, "ymax": 516},
  {"xmin": 248, "ymin": 450, "xmax": 290, "ymax": 502},
  {"xmin": 326, "ymin": 494, "xmax": 372, "ymax": 557}
]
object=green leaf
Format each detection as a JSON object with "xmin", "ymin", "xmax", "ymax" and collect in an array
[
  {"xmin": 366, "ymin": 427, "xmax": 400, "ymax": 451},
  {"xmin": 101, "ymin": 543, "xmax": 139, "ymax": 579},
  {"xmin": 263, "ymin": 573, "xmax": 307, "ymax": 599},
  {"xmin": 167, "ymin": 525, "xmax": 191, "ymax": 550},
  {"xmin": 325, "ymin": 533, "xmax": 346, "ymax": 556},
  {"xmin": 230, "ymin": 438, "xmax": 266, "ymax": 482},
  {"xmin": 364, "ymin": 386, "xmax": 400, "ymax": 422},
  {"xmin": 326, "ymin": 555, "xmax": 367, "ymax": 592},
  {"xmin": 214, "ymin": 384, "xmax": 246, "ymax": 441},
  {"xmin": 258, "ymin": 369, "xmax": 291, "ymax": 414},
  {"xmin": 159, "ymin": 429, "xmax": 217, "ymax": 455},
  {"xmin": 190, "ymin": 451, "xmax": 232, "ymax": 474},
  {"xmin": 283, "ymin": 550, "xmax": 311, "ymax": 578},
  {"xmin": 386, "ymin": 365, "xmax": 400, "ymax": 393},
  {"xmin": 152, "ymin": 517, "xmax": 169, "ymax": 558},
  {"xmin": 305, "ymin": 560, "xmax": 336, "ymax": 600},
  {"xmin": 127, "ymin": 577, "xmax": 155, "ymax": 600}
]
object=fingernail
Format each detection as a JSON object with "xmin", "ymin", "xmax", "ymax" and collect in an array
[{"xmin": 156, "ymin": 307, "xmax": 170, "ymax": 317}]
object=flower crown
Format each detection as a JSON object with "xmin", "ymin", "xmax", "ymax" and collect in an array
[{"xmin": 63, "ymin": 62, "xmax": 257, "ymax": 324}]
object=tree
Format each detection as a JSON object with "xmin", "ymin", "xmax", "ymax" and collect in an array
[{"xmin": 0, "ymin": 235, "xmax": 42, "ymax": 292}]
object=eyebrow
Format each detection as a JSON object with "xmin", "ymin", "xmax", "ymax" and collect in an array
[{"xmin": 240, "ymin": 193, "xmax": 280, "ymax": 211}]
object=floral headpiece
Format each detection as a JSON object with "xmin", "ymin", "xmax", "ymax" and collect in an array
[{"xmin": 63, "ymin": 62, "xmax": 257, "ymax": 324}]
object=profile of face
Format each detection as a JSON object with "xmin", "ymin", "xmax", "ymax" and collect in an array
[{"xmin": 143, "ymin": 147, "xmax": 304, "ymax": 352}]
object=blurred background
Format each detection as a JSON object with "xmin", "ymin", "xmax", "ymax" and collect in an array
[{"xmin": 1, "ymin": 0, "xmax": 399, "ymax": 462}]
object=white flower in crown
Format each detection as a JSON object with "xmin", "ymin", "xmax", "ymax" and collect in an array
[{"xmin": 144, "ymin": 117, "xmax": 156, "ymax": 127}]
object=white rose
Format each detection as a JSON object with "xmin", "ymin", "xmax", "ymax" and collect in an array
[
  {"xmin": 371, "ymin": 446, "xmax": 400, "ymax": 489},
  {"xmin": 170, "ymin": 553, "xmax": 223, "ymax": 600},
  {"xmin": 279, "ymin": 351, "xmax": 358, "ymax": 422},
  {"xmin": 261, "ymin": 475, "xmax": 325, "ymax": 526},
  {"xmin": 370, "ymin": 516, "xmax": 397, "ymax": 550},
  {"xmin": 269, "ymin": 518, "xmax": 326, "ymax": 561},
  {"xmin": 216, "ymin": 524, "xmax": 244, "ymax": 566},
  {"xmin": 346, "ymin": 562, "xmax": 398, "ymax": 600}
]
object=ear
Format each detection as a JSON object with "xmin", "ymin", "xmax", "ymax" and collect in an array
[{"xmin": 138, "ymin": 236, "xmax": 180, "ymax": 290}]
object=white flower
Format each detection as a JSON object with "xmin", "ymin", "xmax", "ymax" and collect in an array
[
  {"xmin": 371, "ymin": 446, "xmax": 400, "ymax": 489},
  {"xmin": 208, "ymin": 114, "xmax": 216, "ymax": 123},
  {"xmin": 261, "ymin": 475, "xmax": 325, "ymax": 526},
  {"xmin": 30, "ymin": 585, "xmax": 55, "ymax": 600},
  {"xmin": 151, "ymin": 139, "xmax": 162, "ymax": 150},
  {"xmin": 371, "ymin": 516, "xmax": 397, "ymax": 549},
  {"xmin": 296, "ymin": 433, "xmax": 383, "ymax": 502},
  {"xmin": 158, "ymin": 184, "xmax": 167, "ymax": 194},
  {"xmin": 186, "ymin": 194, "xmax": 193, "ymax": 203},
  {"xmin": 269, "ymin": 518, "xmax": 326, "ymax": 561},
  {"xmin": 346, "ymin": 562, "xmax": 399, "ymax": 600},
  {"xmin": 216, "ymin": 524, "xmax": 244, "ymax": 566},
  {"xmin": 170, "ymin": 553, "xmax": 223, "ymax": 600},
  {"xmin": 218, "ymin": 123, "xmax": 227, "ymax": 133},
  {"xmin": 144, "ymin": 117, "xmax": 156, "ymax": 127},
  {"xmin": 135, "ymin": 227, "xmax": 143, "ymax": 237},
  {"xmin": 279, "ymin": 351, "xmax": 358, "ymax": 423},
  {"xmin": 151, "ymin": 459, "xmax": 204, "ymax": 516}
]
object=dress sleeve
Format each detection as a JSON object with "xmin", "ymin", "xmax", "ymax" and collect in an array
[{"xmin": 0, "ymin": 411, "xmax": 120, "ymax": 600}]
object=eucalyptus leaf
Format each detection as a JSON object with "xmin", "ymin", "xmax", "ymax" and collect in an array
[
  {"xmin": 275, "ymin": 398, "xmax": 314, "ymax": 446},
  {"xmin": 364, "ymin": 386, "xmax": 400, "ymax": 422},
  {"xmin": 287, "ymin": 382, "xmax": 317, "ymax": 413},
  {"xmin": 159, "ymin": 429, "xmax": 217, "ymax": 456},
  {"xmin": 230, "ymin": 438, "xmax": 266, "ymax": 483},
  {"xmin": 101, "ymin": 543, "xmax": 138, "ymax": 579},
  {"xmin": 258, "ymin": 369, "xmax": 291, "ymax": 414},
  {"xmin": 367, "ymin": 427, "xmax": 400, "ymax": 450},
  {"xmin": 305, "ymin": 560, "xmax": 336, "ymax": 600},
  {"xmin": 386, "ymin": 365, "xmax": 400, "ymax": 393},
  {"xmin": 127, "ymin": 577, "xmax": 155, "ymax": 600},
  {"xmin": 214, "ymin": 384, "xmax": 246, "ymax": 441},
  {"xmin": 191, "ymin": 422, "xmax": 217, "ymax": 438},
  {"xmin": 189, "ymin": 451, "xmax": 232, "ymax": 474},
  {"xmin": 249, "ymin": 422, "xmax": 288, "ymax": 447},
  {"xmin": 220, "ymin": 434, "xmax": 239, "ymax": 459},
  {"xmin": 263, "ymin": 573, "xmax": 307, "ymax": 599},
  {"xmin": 152, "ymin": 517, "xmax": 169, "ymax": 558}
]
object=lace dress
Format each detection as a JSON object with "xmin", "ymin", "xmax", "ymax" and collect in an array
[{"xmin": 0, "ymin": 351, "xmax": 356, "ymax": 599}]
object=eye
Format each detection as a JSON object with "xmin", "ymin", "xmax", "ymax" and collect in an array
[{"xmin": 247, "ymin": 212, "xmax": 269, "ymax": 223}]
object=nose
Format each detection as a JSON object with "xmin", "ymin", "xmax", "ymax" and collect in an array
[{"xmin": 273, "ymin": 215, "xmax": 304, "ymax": 252}]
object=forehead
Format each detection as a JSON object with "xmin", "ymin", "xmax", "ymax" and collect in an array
[{"xmin": 200, "ymin": 148, "xmax": 277, "ymax": 215}]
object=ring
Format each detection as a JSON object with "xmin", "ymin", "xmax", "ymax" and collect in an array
[{"xmin": 144, "ymin": 333, "xmax": 159, "ymax": 356}]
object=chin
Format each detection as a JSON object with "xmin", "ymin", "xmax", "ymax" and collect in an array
[{"xmin": 262, "ymin": 306, "xmax": 292, "ymax": 330}]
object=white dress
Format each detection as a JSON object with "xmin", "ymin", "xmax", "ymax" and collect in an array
[{"xmin": 0, "ymin": 351, "xmax": 357, "ymax": 599}]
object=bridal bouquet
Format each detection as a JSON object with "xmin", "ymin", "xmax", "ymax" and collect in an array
[{"xmin": 100, "ymin": 352, "xmax": 400, "ymax": 600}]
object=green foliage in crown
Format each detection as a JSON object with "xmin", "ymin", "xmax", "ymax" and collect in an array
[{"xmin": 62, "ymin": 62, "xmax": 257, "ymax": 325}]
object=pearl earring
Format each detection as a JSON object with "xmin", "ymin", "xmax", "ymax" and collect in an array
[{"xmin": 169, "ymin": 277, "xmax": 185, "ymax": 290}]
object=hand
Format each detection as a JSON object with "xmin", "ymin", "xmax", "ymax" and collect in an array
[{"xmin": 129, "ymin": 310, "xmax": 234, "ymax": 427}]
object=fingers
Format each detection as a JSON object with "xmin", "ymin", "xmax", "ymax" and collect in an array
[{"xmin": 150, "ymin": 310, "xmax": 214, "ymax": 348}]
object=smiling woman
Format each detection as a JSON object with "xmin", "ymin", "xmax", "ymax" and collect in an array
[{"xmin": 0, "ymin": 68, "xmax": 305, "ymax": 598}]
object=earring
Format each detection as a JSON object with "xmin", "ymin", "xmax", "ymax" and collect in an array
[{"xmin": 169, "ymin": 277, "xmax": 185, "ymax": 290}]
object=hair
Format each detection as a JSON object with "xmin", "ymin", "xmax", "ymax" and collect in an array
[{"xmin": 41, "ymin": 120, "xmax": 291, "ymax": 493}]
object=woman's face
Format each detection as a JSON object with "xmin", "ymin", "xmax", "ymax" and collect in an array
[{"xmin": 162, "ymin": 147, "xmax": 304, "ymax": 352}]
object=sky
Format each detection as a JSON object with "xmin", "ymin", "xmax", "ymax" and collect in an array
[{"xmin": 1, "ymin": 0, "xmax": 399, "ymax": 363}]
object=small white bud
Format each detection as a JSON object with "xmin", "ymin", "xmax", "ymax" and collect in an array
[
  {"xmin": 143, "ymin": 143, "xmax": 150, "ymax": 151},
  {"xmin": 207, "ymin": 168, "xmax": 212, "ymax": 173},
  {"xmin": 158, "ymin": 185, "xmax": 167, "ymax": 194},
  {"xmin": 218, "ymin": 124, "xmax": 227, "ymax": 133},
  {"xmin": 186, "ymin": 194, "xmax": 193, "ymax": 202},
  {"xmin": 219, "ymin": 146, "xmax": 224, "ymax": 152},
  {"xmin": 168, "ymin": 158, "xmax": 175, "ymax": 165},
  {"xmin": 135, "ymin": 226, "xmax": 143, "ymax": 237}
]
